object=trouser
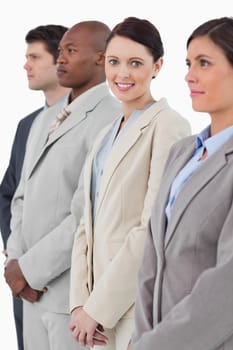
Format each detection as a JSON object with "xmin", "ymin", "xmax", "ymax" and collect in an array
[
  {"xmin": 93, "ymin": 318, "xmax": 134, "ymax": 350},
  {"xmin": 23, "ymin": 300, "xmax": 88, "ymax": 350},
  {"xmin": 13, "ymin": 296, "xmax": 24, "ymax": 350}
]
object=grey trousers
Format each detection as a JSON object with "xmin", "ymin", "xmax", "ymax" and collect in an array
[{"xmin": 23, "ymin": 300, "xmax": 88, "ymax": 350}]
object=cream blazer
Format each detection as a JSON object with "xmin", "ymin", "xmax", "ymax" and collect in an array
[{"xmin": 70, "ymin": 98, "xmax": 191, "ymax": 328}]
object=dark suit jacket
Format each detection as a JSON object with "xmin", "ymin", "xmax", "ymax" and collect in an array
[{"xmin": 0, "ymin": 107, "xmax": 43, "ymax": 248}]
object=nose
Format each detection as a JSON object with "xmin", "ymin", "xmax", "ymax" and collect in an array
[
  {"xmin": 185, "ymin": 65, "xmax": 197, "ymax": 83},
  {"xmin": 23, "ymin": 61, "xmax": 31, "ymax": 71},
  {"xmin": 117, "ymin": 64, "xmax": 130, "ymax": 79},
  {"xmin": 57, "ymin": 51, "xmax": 67, "ymax": 64}
]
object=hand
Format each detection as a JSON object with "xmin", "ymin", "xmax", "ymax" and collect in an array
[
  {"xmin": 69, "ymin": 306, "xmax": 108, "ymax": 347},
  {"xmin": 1, "ymin": 249, "xmax": 8, "ymax": 257},
  {"xmin": 4, "ymin": 259, "xmax": 27, "ymax": 296},
  {"xmin": 2, "ymin": 250, "xmax": 8, "ymax": 267},
  {"xmin": 19, "ymin": 284, "xmax": 46, "ymax": 303},
  {"xmin": 127, "ymin": 346, "xmax": 134, "ymax": 350}
]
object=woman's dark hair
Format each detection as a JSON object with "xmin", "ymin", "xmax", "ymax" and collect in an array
[
  {"xmin": 187, "ymin": 17, "xmax": 233, "ymax": 67},
  {"xmin": 25, "ymin": 24, "xmax": 68, "ymax": 63},
  {"xmin": 106, "ymin": 17, "xmax": 164, "ymax": 62}
]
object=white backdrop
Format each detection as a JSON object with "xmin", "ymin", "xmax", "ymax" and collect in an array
[{"xmin": 0, "ymin": 0, "xmax": 232, "ymax": 347}]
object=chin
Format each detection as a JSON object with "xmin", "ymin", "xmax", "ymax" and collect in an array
[{"xmin": 192, "ymin": 103, "xmax": 206, "ymax": 113}]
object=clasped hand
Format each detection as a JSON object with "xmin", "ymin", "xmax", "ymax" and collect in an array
[
  {"xmin": 69, "ymin": 306, "xmax": 108, "ymax": 347},
  {"xmin": 4, "ymin": 259, "xmax": 45, "ymax": 302}
]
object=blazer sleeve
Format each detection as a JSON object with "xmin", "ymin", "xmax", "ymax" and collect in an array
[
  {"xmin": 131, "ymin": 199, "xmax": 233, "ymax": 350},
  {"xmin": 131, "ymin": 219, "xmax": 157, "ymax": 342},
  {"xmin": 11, "ymin": 172, "xmax": 85, "ymax": 291},
  {"xmin": 0, "ymin": 109, "xmax": 41, "ymax": 249},
  {"xmin": 0, "ymin": 140, "xmax": 17, "ymax": 248},
  {"xmin": 70, "ymin": 214, "xmax": 90, "ymax": 311},
  {"xmin": 83, "ymin": 114, "xmax": 191, "ymax": 328}
]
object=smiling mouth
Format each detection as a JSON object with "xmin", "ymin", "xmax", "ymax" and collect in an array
[{"xmin": 116, "ymin": 82, "xmax": 134, "ymax": 90}]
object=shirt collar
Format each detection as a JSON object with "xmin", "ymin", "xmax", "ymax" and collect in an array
[{"xmin": 195, "ymin": 124, "xmax": 233, "ymax": 157}]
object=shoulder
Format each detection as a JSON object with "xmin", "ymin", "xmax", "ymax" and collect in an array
[
  {"xmin": 168, "ymin": 134, "xmax": 196, "ymax": 159},
  {"xmin": 17, "ymin": 107, "xmax": 43, "ymax": 128},
  {"xmin": 98, "ymin": 94, "xmax": 122, "ymax": 114},
  {"xmin": 154, "ymin": 98, "xmax": 189, "ymax": 124}
]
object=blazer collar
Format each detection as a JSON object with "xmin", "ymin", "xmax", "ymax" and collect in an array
[
  {"xmin": 164, "ymin": 136, "xmax": 233, "ymax": 248},
  {"xmin": 45, "ymin": 82, "xmax": 110, "ymax": 146}
]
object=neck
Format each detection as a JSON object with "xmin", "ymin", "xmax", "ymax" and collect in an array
[
  {"xmin": 45, "ymin": 86, "xmax": 70, "ymax": 107},
  {"xmin": 210, "ymin": 111, "xmax": 233, "ymax": 136},
  {"xmin": 70, "ymin": 80, "xmax": 104, "ymax": 102}
]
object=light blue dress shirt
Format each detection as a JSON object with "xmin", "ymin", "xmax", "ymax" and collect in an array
[
  {"xmin": 165, "ymin": 124, "xmax": 233, "ymax": 221},
  {"xmin": 91, "ymin": 102, "xmax": 155, "ymax": 217}
]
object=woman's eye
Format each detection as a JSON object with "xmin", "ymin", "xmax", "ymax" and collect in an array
[
  {"xmin": 131, "ymin": 61, "xmax": 142, "ymax": 67},
  {"xmin": 200, "ymin": 59, "xmax": 210, "ymax": 67},
  {"xmin": 109, "ymin": 59, "xmax": 118, "ymax": 65}
]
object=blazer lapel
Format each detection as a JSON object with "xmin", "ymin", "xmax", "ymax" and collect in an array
[
  {"xmin": 24, "ymin": 102, "xmax": 63, "ymax": 178},
  {"xmin": 164, "ymin": 140, "xmax": 233, "ymax": 248},
  {"xmin": 154, "ymin": 139, "xmax": 196, "ymax": 251},
  {"xmin": 94, "ymin": 103, "xmax": 162, "ymax": 218},
  {"xmin": 27, "ymin": 84, "xmax": 110, "ymax": 179},
  {"xmin": 45, "ymin": 106, "xmax": 88, "ymax": 146}
]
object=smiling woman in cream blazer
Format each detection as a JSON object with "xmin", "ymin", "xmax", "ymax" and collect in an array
[{"xmin": 69, "ymin": 17, "xmax": 191, "ymax": 350}]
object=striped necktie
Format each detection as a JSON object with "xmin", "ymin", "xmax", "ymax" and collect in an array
[{"xmin": 48, "ymin": 108, "xmax": 70, "ymax": 138}]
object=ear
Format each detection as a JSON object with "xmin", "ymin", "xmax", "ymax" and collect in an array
[
  {"xmin": 152, "ymin": 57, "xmax": 163, "ymax": 78},
  {"xmin": 95, "ymin": 51, "xmax": 105, "ymax": 65}
]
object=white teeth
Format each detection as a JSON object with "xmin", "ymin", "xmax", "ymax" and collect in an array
[{"xmin": 117, "ymin": 83, "xmax": 132, "ymax": 88}]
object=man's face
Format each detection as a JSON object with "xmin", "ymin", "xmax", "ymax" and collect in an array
[
  {"xmin": 24, "ymin": 41, "xmax": 58, "ymax": 92},
  {"xmin": 56, "ymin": 26, "xmax": 100, "ymax": 95}
]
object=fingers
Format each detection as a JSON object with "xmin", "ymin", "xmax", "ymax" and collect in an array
[
  {"xmin": 70, "ymin": 327, "xmax": 108, "ymax": 347},
  {"xmin": 70, "ymin": 325, "xmax": 80, "ymax": 340},
  {"xmin": 78, "ymin": 330, "xmax": 87, "ymax": 347},
  {"xmin": 92, "ymin": 330, "xmax": 108, "ymax": 346},
  {"xmin": 18, "ymin": 285, "xmax": 45, "ymax": 302},
  {"xmin": 78, "ymin": 330, "xmax": 107, "ymax": 348}
]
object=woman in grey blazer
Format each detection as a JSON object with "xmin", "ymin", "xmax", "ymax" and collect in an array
[{"xmin": 128, "ymin": 17, "xmax": 233, "ymax": 350}]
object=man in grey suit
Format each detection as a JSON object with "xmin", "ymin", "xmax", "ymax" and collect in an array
[
  {"xmin": 4, "ymin": 21, "xmax": 122, "ymax": 350},
  {"xmin": 0, "ymin": 24, "xmax": 69, "ymax": 350}
]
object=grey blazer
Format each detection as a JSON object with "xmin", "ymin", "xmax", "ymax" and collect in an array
[
  {"xmin": 132, "ymin": 134, "xmax": 233, "ymax": 350},
  {"xmin": 7, "ymin": 83, "xmax": 122, "ymax": 313}
]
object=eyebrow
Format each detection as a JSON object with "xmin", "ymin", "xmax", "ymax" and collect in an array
[
  {"xmin": 186, "ymin": 53, "xmax": 212, "ymax": 62},
  {"xmin": 106, "ymin": 54, "xmax": 144, "ymax": 60}
]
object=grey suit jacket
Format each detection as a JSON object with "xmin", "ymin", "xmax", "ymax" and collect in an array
[
  {"xmin": 132, "ymin": 134, "xmax": 233, "ymax": 350},
  {"xmin": 7, "ymin": 83, "xmax": 122, "ymax": 313}
]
